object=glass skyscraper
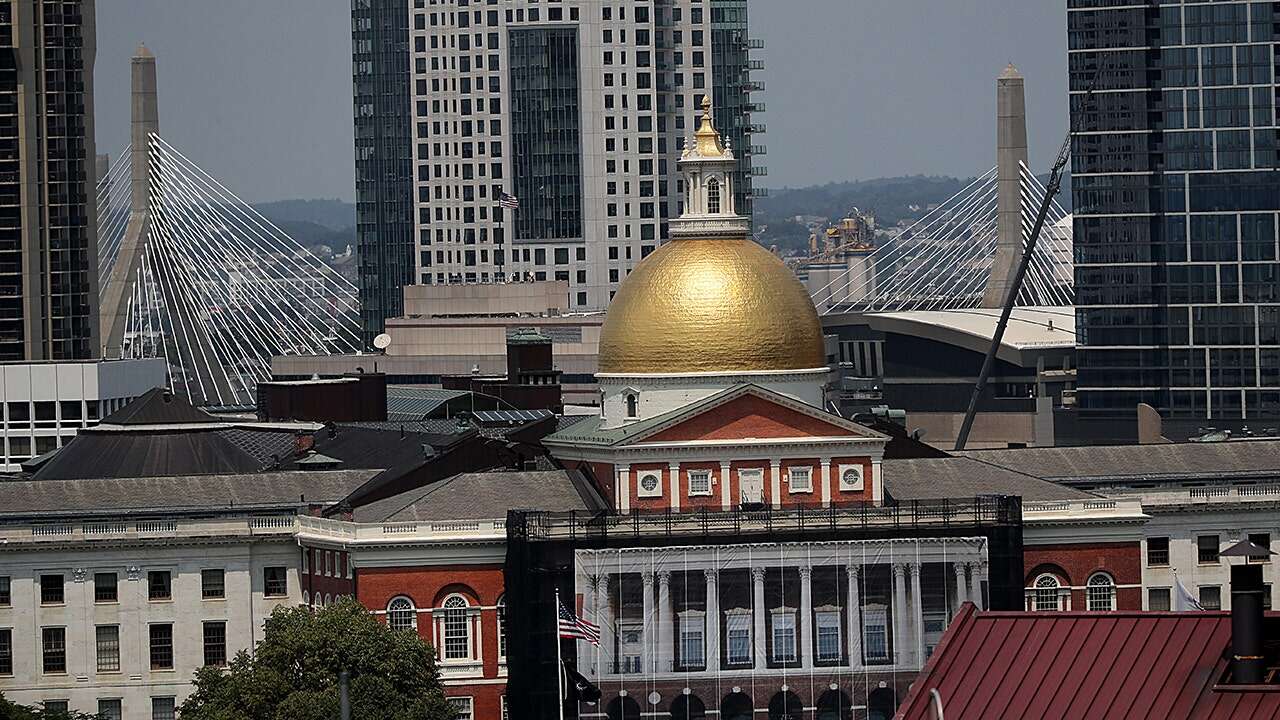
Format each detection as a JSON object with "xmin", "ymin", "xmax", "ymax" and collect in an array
[
  {"xmin": 1068, "ymin": 1, "xmax": 1279, "ymax": 437},
  {"xmin": 352, "ymin": 0, "xmax": 415, "ymax": 346}
]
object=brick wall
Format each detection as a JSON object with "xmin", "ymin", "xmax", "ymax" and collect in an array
[{"xmin": 1024, "ymin": 541, "xmax": 1143, "ymax": 610}]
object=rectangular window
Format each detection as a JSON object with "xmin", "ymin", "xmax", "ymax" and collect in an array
[
  {"xmin": 202, "ymin": 569, "xmax": 225, "ymax": 599},
  {"xmin": 41, "ymin": 574, "xmax": 64, "ymax": 605},
  {"xmin": 152, "ymin": 697, "xmax": 176, "ymax": 720},
  {"xmin": 815, "ymin": 610, "xmax": 842, "ymax": 661},
  {"xmin": 1249, "ymin": 533, "xmax": 1271, "ymax": 563},
  {"xmin": 1199, "ymin": 585, "xmax": 1222, "ymax": 611},
  {"xmin": 150, "ymin": 624, "xmax": 174, "ymax": 670},
  {"xmin": 863, "ymin": 607, "xmax": 889, "ymax": 662},
  {"xmin": 788, "ymin": 467, "xmax": 813, "ymax": 493},
  {"xmin": 448, "ymin": 697, "xmax": 474, "ymax": 720},
  {"xmin": 98, "ymin": 699, "xmax": 122, "ymax": 720},
  {"xmin": 97, "ymin": 625, "xmax": 121, "ymax": 672},
  {"xmin": 1146, "ymin": 537, "xmax": 1169, "ymax": 566},
  {"xmin": 203, "ymin": 621, "xmax": 227, "ymax": 667},
  {"xmin": 1148, "ymin": 588, "xmax": 1171, "ymax": 612},
  {"xmin": 687, "ymin": 470, "xmax": 711, "ymax": 496},
  {"xmin": 95, "ymin": 572, "xmax": 119, "ymax": 603},
  {"xmin": 1197, "ymin": 535, "xmax": 1220, "ymax": 564},
  {"xmin": 678, "ymin": 614, "xmax": 705, "ymax": 668},
  {"xmin": 771, "ymin": 612, "xmax": 797, "ymax": 662},
  {"xmin": 0, "ymin": 628, "xmax": 11, "ymax": 675},
  {"xmin": 725, "ymin": 613, "xmax": 751, "ymax": 665},
  {"xmin": 264, "ymin": 567, "xmax": 288, "ymax": 597},
  {"xmin": 42, "ymin": 627, "xmax": 67, "ymax": 673},
  {"xmin": 148, "ymin": 571, "xmax": 172, "ymax": 601},
  {"xmin": 0, "ymin": 576, "xmax": 9, "ymax": 605}
]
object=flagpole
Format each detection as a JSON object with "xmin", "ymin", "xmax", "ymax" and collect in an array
[{"xmin": 555, "ymin": 589, "xmax": 566, "ymax": 720}]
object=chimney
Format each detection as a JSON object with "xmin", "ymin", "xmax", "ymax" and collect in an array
[{"xmin": 1230, "ymin": 564, "xmax": 1265, "ymax": 684}]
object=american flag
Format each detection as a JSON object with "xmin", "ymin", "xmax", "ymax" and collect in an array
[
  {"xmin": 558, "ymin": 597, "xmax": 600, "ymax": 645},
  {"xmin": 499, "ymin": 191, "xmax": 520, "ymax": 209}
]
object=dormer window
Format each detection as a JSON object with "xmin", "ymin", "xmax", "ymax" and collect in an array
[
  {"xmin": 706, "ymin": 176, "xmax": 721, "ymax": 214},
  {"xmin": 626, "ymin": 393, "xmax": 639, "ymax": 419}
]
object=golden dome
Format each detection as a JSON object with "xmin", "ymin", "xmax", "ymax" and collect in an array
[{"xmin": 597, "ymin": 237, "xmax": 827, "ymax": 374}]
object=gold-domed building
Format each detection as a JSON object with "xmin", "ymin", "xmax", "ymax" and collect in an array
[{"xmin": 594, "ymin": 97, "xmax": 831, "ymax": 428}]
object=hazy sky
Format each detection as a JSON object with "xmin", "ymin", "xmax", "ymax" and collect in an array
[{"xmin": 95, "ymin": 1, "xmax": 1068, "ymax": 203}]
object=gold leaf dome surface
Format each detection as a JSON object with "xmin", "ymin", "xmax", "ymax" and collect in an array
[{"xmin": 598, "ymin": 237, "xmax": 827, "ymax": 374}]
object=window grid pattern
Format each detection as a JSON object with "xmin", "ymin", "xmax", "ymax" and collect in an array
[
  {"xmin": 389, "ymin": 597, "xmax": 417, "ymax": 632},
  {"xmin": 96, "ymin": 625, "xmax": 121, "ymax": 672},
  {"xmin": 150, "ymin": 624, "xmax": 174, "ymax": 670},
  {"xmin": 1087, "ymin": 573, "xmax": 1117, "ymax": 611},
  {"xmin": 95, "ymin": 573, "xmax": 118, "ymax": 603},
  {"xmin": 42, "ymin": 627, "xmax": 66, "ymax": 673},
  {"xmin": 442, "ymin": 596, "xmax": 471, "ymax": 660},
  {"xmin": 203, "ymin": 621, "xmax": 227, "ymax": 667},
  {"xmin": 1034, "ymin": 575, "xmax": 1062, "ymax": 611}
]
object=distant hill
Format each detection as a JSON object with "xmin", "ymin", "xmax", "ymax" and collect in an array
[{"xmin": 253, "ymin": 199, "xmax": 355, "ymax": 231}]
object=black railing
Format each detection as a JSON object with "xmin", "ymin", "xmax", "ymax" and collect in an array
[{"xmin": 511, "ymin": 496, "xmax": 1021, "ymax": 543}]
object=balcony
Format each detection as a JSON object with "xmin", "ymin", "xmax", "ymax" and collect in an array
[{"xmin": 3, "ymin": 515, "xmax": 300, "ymax": 546}]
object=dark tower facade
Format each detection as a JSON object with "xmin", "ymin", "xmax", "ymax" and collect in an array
[
  {"xmin": 1067, "ymin": 1, "xmax": 1280, "ymax": 439},
  {"xmin": 0, "ymin": 0, "xmax": 99, "ymax": 360},
  {"xmin": 351, "ymin": 0, "xmax": 414, "ymax": 347}
]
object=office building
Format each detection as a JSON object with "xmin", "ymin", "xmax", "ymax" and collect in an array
[
  {"xmin": 1067, "ymin": 1, "xmax": 1280, "ymax": 440},
  {"xmin": 403, "ymin": 0, "xmax": 763, "ymax": 309},
  {"xmin": 352, "ymin": 0, "xmax": 416, "ymax": 345},
  {"xmin": 0, "ymin": 0, "xmax": 100, "ymax": 360}
]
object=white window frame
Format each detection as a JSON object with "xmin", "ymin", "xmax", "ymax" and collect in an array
[
  {"xmin": 724, "ymin": 610, "xmax": 752, "ymax": 666},
  {"xmin": 448, "ymin": 697, "xmax": 474, "ymax": 720},
  {"xmin": 770, "ymin": 609, "xmax": 797, "ymax": 663},
  {"xmin": 636, "ymin": 470, "xmax": 663, "ymax": 498},
  {"xmin": 862, "ymin": 605, "xmax": 889, "ymax": 662},
  {"xmin": 1030, "ymin": 574, "xmax": 1066, "ymax": 611},
  {"xmin": 677, "ymin": 610, "xmax": 706, "ymax": 668},
  {"xmin": 1086, "ymin": 573, "xmax": 1116, "ymax": 611},
  {"xmin": 787, "ymin": 466, "xmax": 813, "ymax": 493},
  {"xmin": 814, "ymin": 609, "xmax": 841, "ymax": 661},
  {"xmin": 837, "ymin": 464, "xmax": 864, "ymax": 492},
  {"xmin": 497, "ymin": 596, "xmax": 507, "ymax": 662},
  {"xmin": 388, "ymin": 596, "xmax": 417, "ymax": 632},
  {"xmin": 687, "ymin": 469, "xmax": 712, "ymax": 496},
  {"xmin": 439, "ymin": 595, "xmax": 474, "ymax": 662},
  {"xmin": 625, "ymin": 392, "xmax": 639, "ymax": 419}
]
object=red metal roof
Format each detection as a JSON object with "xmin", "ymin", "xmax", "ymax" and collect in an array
[{"xmin": 897, "ymin": 603, "xmax": 1280, "ymax": 720}]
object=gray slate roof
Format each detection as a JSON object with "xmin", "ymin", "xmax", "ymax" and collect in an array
[
  {"xmin": 0, "ymin": 470, "xmax": 379, "ymax": 519},
  {"xmin": 954, "ymin": 440, "xmax": 1280, "ymax": 485},
  {"xmin": 353, "ymin": 469, "xmax": 605, "ymax": 523},
  {"xmin": 882, "ymin": 457, "xmax": 1095, "ymax": 502}
]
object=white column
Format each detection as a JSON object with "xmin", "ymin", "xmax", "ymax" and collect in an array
[
  {"xmin": 798, "ymin": 565, "xmax": 813, "ymax": 670},
  {"xmin": 769, "ymin": 460, "xmax": 782, "ymax": 509},
  {"xmin": 953, "ymin": 563, "xmax": 969, "ymax": 607},
  {"xmin": 970, "ymin": 562, "xmax": 986, "ymax": 610},
  {"xmin": 911, "ymin": 562, "xmax": 925, "ymax": 665},
  {"xmin": 669, "ymin": 462, "xmax": 681, "ymax": 512},
  {"xmin": 871, "ymin": 459, "xmax": 884, "ymax": 505},
  {"xmin": 704, "ymin": 569, "xmax": 720, "ymax": 672},
  {"xmin": 657, "ymin": 570, "xmax": 673, "ymax": 674},
  {"xmin": 617, "ymin": 465, "xmax": 631, "ymax": 514},
  {"xmin": 752, "ymin": 566, "xmax": 767, "ymax": 669},
  {"xmin": 819, "ymin": 458, "xmax": 832, "ymax": 507},
  {"xmin": 845, "ymin": 564, "xmax": 862, "ymax": 668},
  {"xmin": 595, "ymin": 575, "xmax": 615, "ymax": 678},
  {"xmin": 583, "ymin": 575, "xmax": 599, "ymax": 677},
  {"xmin": 892, "ymin": 563, "xmax": 907, "ymax": 667},
  {"xmin": 720, "ymin": 461, "xmax": 732, "ymax": 510},
  {"xmin": 641, "ymin": 571, "xmax": 655, "ymax": 673}
]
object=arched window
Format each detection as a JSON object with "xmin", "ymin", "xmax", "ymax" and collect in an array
[
  {"xmin": 721, "ymin": 693, "xmax": 752, "ymax": 720},
  {"xmin": 302, "ymin": 591, "xmax": 310, "ymax": 607},
  {"xmin": 324, "ymin": 593, "xmax": 332, "ymax": 607},
  {"xmin": 706, "ymin": 177, "xmax": 721, "ymax": 214},
  {"xmin": 670, "ymin": 694, "xmax": 707, "ymax": 720},
  {"xmin": 625, "ymin": 393, "xmax": 638, "ymax": 419},
  {"xmin": 497, "ymin": 596, "xmax": 507, "ymax": 660},
  {"xmin": 1087, "ymin": 572, "xmax": 1116, "ymax": 611},
  {"xmin": 1034, "ymin": 574, "xmax": 1062, "ymax": 611},
  {"xmin": 442, "ymin": 595, "xmax": 471, "ymax": 660},
  {"xmin": 388, "ymin": 596, "xmax": 417, "ymax": 632}
]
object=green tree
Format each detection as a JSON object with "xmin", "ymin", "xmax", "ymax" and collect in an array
[
  {"xmin": 0, "ymin": 694, "xmax": 99, "ymax": 720},
  {"xmin": 178, "ymin": 598, "xmax": 453, "ymax": 720}
]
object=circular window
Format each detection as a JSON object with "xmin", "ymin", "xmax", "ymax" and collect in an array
[
  {"xmin": 842, "ymin": 468, "xmax": 860, "ymax": 485},
  {"xmin": 640, "ymin": 474, "xmax": 660, "ymax": 492}
]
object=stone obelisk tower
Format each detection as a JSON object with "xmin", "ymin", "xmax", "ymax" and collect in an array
[
  {"xmin": 981, "ymin": 63, "xmax": 1029, "ymax": 308},
  {"xmin": 100, "ymin": 44, "xmax": 158, "ymax": 357}
]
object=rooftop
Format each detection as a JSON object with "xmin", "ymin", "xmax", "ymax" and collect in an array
[
  {"xmin": 846, "ymin": 306, "xmax": 1075, "ymax": 366},
  {"xmin": 882, "ymin": 456, "xmax": 1094, "ymax": 502},
  {"xmin": 898, "ymin": 605, "xmax": 1280, "ymax": 720},
  {"xmin": 352, "ymin": 469, "xmax": 607, "ymax": 523}
]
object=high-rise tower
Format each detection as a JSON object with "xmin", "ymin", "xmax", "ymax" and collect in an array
[
  {"xmin": 983, "ymin": 63, "xmax": 1029, "ymax": 309},
  {"xmin": 373, "ymin": 0, "xmax": 763, "ymax": 312},
  {"xmin": 0, "ymin": 0, "xmax": 100, "ymax": 360},
  {"xmin": 1067, "ymin": 1, "xmax": 1280, "ymax": 438}
]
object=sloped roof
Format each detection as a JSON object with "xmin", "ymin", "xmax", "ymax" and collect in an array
[
  {"xmin": 955, "ymin": 440, "xmax": 1280, "ymax": 485},
  {"xmin": 100, "ymin": 387, "xmax": 221, "ymax": 425},
  {"xmin": 352, "ymin": 469, "xmax": 606, "ymax": 523},
  {"xmin": 882, "ymin": 457, "xmax": 1094, "ymax": 501},
  {"xmin": 303, "ymin": 423, "xmax": 471, "ymax": 470},
  {"xmin": 898, "ymin": 605, "xmax": 1280, "ymax": 720},
  {"xmin": 0, "ymin": 470, "xmax": 378, "ymax": 519},
  {"xmin": 32, "ymin": 429, "xmax": 268, "ymax": 480},
  {"xmin": 544, "ymin": 384, "xmax": 884, "ymax": 447}
]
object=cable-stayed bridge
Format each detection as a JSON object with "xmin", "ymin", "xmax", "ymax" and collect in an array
[
  {"xmin": 96, "ymin": 46, "xmax": 359, "ymax": 408},
  {"xmin": 804, "ymin": 163, "xmax": 1074, "ymax": 314}
]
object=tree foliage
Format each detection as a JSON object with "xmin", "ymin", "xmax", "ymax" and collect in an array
[
  {"xmin": 178, "ymin": 598, "xmax": 453, "ymax": 720},
  {"xmin": 0, "ymin": 694, "xmax": 99, "ymax": 720}
]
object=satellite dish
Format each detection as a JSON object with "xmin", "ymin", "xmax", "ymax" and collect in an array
[{"xmin": 373, "ymin": 333, "xmax": 392, "ymax": 350}]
